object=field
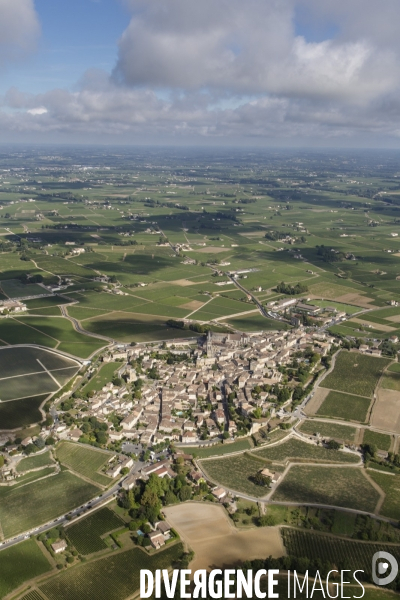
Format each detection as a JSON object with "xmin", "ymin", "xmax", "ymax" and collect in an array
[
  {"xmin": 0, "ymin": 539, "xmax": 52, "ymax": 599},
  {"xmin": 82, "ymin": 362, "xmax": 119, "ymax": 394},
  {"xmin": 253, "ymin": 438, "xmax": 360, "ymax": 464},
  {"xmin": 370, "ymin": 387, "xmax": 400, "ymax": 434},
  {"xmin": 56, "ymin": 442, "xmax": 113, "ymax": 486},
  {"xmin": 199, "ymin": 453, "xmax": 274, "ymax": 497},
  {"xmin": 0, "ymin": 279, "xmax": 45, "ymax": 299},
  {"xmin": 362, "ymin": 429, "xmax": 392, "ymax": 451},
  {"xmin": 321, "ymin": 351, "xmax": 390, "ymax": 397},
  {"xmin": 66, "ymin": 507, "xmax": 124, "ymax": 555},
  {"xmin": 164, "ymin": 503, "xmax": 285, "ymax": 572},
  {"xmin": 380, "ymin": 371, "xmax": 400, "ymax": 392},
  {"xmin": 0, "ymin": 346, "xmax": 80, "ymax": 430},
  {"xmin": 272, "ymin": 466, "xmax": 381, "ymax": 512},
  {"xmin": 39, "ymin": 544, "xmax": 184, "ymax": 600},
  {"xmin": 189, "ymin": 438, "xmax": 253, "ymax": 458},
  {"xmin": 368, "ymin": 471, "xmax": 400, "ymax": 521},
  {"xmin": 225, "ymin": 313, "xmax": 288, "ymax": 332},
  {"xmin": 282, "ymin": 528, "xmax": 400, "ymax": 580},
  {"xmin": 0, "ymin": 394, "xmax": 47, "ymax": 430},
  {"xmin": 298, "ymin": 420, "xmax": 358, "ymax": 443},
  {"xmin": 0, "ymin": 472, "xmax": 99, "ymax": 538},
  {"xmin": 16, "ymin": 451, "xmax": 54, "ymax": 473},
  {"xmin": 315, "ymin": 390, "xmax": 372, "ymax": 423}
]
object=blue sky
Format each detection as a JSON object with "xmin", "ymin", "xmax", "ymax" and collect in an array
[
  {"xmin": 0, "ymin": 0, "xmax": 400, "ymax": 146},
  {"xmin": 0, "ymin": 0, "xmax": 130, "ymax": 94}
]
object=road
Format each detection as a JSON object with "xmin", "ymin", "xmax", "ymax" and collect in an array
[
  {"xmin": 60, "ymin": 304, "xmax": 114, "ymax": 343},
  {"xmin": 0, "ymin": 459, "xmax": 145, "ymax": 552}
]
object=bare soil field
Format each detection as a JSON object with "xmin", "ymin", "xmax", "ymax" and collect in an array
[
  {"xmin": 387, "ymin": 315, "xmax": 400, "ymax": 323},
  {"xmin": 304, "ymin": 388, "xmax": 330, "ymax": 415},
  {"xmin": 370, "ymin": 388, "xmax": 400, "ymax": 434},
  {"xmin": 181, "ymin": 300, "xmax": 204, "ymax": 310},
  {"xmin": 164, "ymin": 503, "xmax": 285, "ymax": 571},
  {"xmin": 350, "ymin": 318, "xmax": 396, "ymax": 332},
  {"xmin": 172, "ymin": 279, "xmax": 206, "ymax": 286},
  {"xmin": 336, "ymin": 293, "xmax": 377, "ymax": 307}
]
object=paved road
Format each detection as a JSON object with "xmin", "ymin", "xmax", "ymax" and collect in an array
[
  {"xmin": 0, "ymin": 460, "xmax": 145, "ymax": 552},
  {"xmin": 60, "ymin": 304, "xmax": 114, "ymax": 343}
]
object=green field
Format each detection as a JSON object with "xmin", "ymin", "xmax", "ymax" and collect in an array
[
  {"xmin": 189, "ymin": 438, "xmax": 253, "ymax": 458},
  {"xmin": 66, "ymin": 507, "xmax": 124, "ymax": 555},
  {"xmin": 331, "ymin": 510, "xmax": 357, "ymax": 536},
  {"xmin": 362, "ymin": 429, "xmax": 392, "ymax": 451},
  {"xmin": 388, "ymin": 362, "xmax": 400, "ymax": 373},
  {"xmin": 0, "ymin": 279, "xmax": 45, "ymax": 299},
  {"xmin": 298, "ymin": 420, "xmax": 358, "ymax": 443},
  {"xmin": 368, "ymin": 471, "xmax": 400, "ymax": 520},
  {"xmin": 39, "ymin": 543, "xmax": 184, "ymax": 600},
  {"xmin": 0, "ymin": 539, "xmax": 52, "ymax": 599},
  {"xmin": 380, "ymin": 372, "xmax": 400, "ymax": 392},
  {"xmin": 282, "ymin": 528, "xmax": 400, "ymax": 581},
  {"xmin": 0, "ymin": 472, "xmax": 98, "ymax": 538},
  {"xmin": 16, "ymin": 451, "xmax": 54, "ymax": 473},
  {"xmin": 321, "ymin": 351, "xmax": 390, "ymax": 397},
  {"xmin": 253, "ymin": 438, "xmax": 360, "ymax": 464},
  {"xmin": 316, "ymin": 390, "xmax": 371, "ymax": 423},
  {"xmin": 272, "ymin": 466, "xmax": 380, "ymax": 512},
  {"xmin": 225, "ymin": 313, "xmax": 288, "ymax": 332},
  {"xmin": 0, "ymin": 394, "xmax": 47, "ymax": 430},
  {"xmin": 56, "ymin": 442, "xmax": 113, "ymax": 486},
  {"xmin": 82, "ymin": 362, "xmax": 119, "ymax": 394}
]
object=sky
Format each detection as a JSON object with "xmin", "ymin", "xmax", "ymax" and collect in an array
[{"xmin": 0, "ymin": 0, "xmax": 400, "ymax": 147}]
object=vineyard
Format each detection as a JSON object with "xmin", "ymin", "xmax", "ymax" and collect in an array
[
  {"xmin": 39, "ymin": 544, "xmax": 184, "ymax": 600},
  {"xmin": 56, "ymin": 442, "xmax": 113, "ymax": 487},
  {"xmin": 20, "ymin": 591, "xmax": 46, "ymax": 600},
  {"xmin": 282, "ymin": 528, "xmax": 400, "ymax": 579},
  {"xmin": 320, "ymin": 351, "xmax": 390, "ymax": 398},
  {"xmin": 253, "ymin": 438, "xmax": 360, "ymax": 464},
  {"xmin": 66, "ymin": 507, "xmax": 124, "ymax": 555}
]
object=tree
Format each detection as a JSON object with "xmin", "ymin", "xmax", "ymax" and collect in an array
[
  {"xmin": 326, "ymin": 440, "xmax": 341, "ymax": 450},
  {"xmin": 179, "ymin": 486, "xmax": 192, "ymax": 502},
  {"xmin": 251, "ymin": 472, "xmax": 271, "ymax": 487}
]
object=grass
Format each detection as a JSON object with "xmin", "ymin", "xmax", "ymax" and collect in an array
[
  {"xmin": 56, "ymin": 442, "xmax": 113, "ymax": 486},
  {"xmin": 0, "ymin": 372, "xmax": 59, "ymax": 402},
  {"xmin": 282, "ymin": 528, "xmax": 400, "ymax": 582},
  {"xmin": 362, "ymin": 430, "xmax": 392, "ymax": 451},
  {"xmin": 189, "ymin": 438, "xmax": 253, "ymax": 458},
  {"xmin": 0, "ymin": 472, "xmax": 99, "ymax": 539},
  {"xmin": 298, "ymin": 420, "xmax": 357, "ymax": 443},
  {"xmin": 253, "ymin": 438, "xmax": 359, "ymax": 464},
  {"xmin": 0, "ymin": 394, "xmax": 47, "ymax": 430},
  {"xmin": 388, "ymin": 362, "xmax": 400, "ymax": 373},
  {"xmin": 0, "ymin": 279, "xmax": 45, "ymax": 299},
  {"xmin": 321, "ymin": 351, "xmax": 390, "ymax": 397},
  {"xmin": 82, "ymin": 362, "xmax": 119, "ymax": 394},
  {"xmin": 225, "ymin": 313, "xmax": 288, "ymax": 332},
  {"xmin": 0, "ymin": 539, "xmax": 52, "ymax": 599},
  {"xmin": 273, "ymin": 466, "xmax": 380, "ymax": 512},
  {"xmin": 39, "ymin": 543, "xmax": 184, "ymax": 600},
  {"xmin": 380, "ymin": 372, "xmax": 400, "ymax": 392},
  {"xmin": 368, "ymin": 471, "xmax": 400, "ymax": 521},
  {"xmin": 331, "ymin": 511, "xmax": 357, "ymax": 536},
  {"xmin": 200, "ymin": 453, "xmax": 279, "ymax": 497},
  {"xmin": 16, "ymin": 451, "xmax": 54, "ymax": 473},
  {"xmin": 316, "ymin": 390, "xmax": 371, "ymax": 423},
  {"xmin": 66, "ymin": 507, "xmax": 124, "ymax": 555}
]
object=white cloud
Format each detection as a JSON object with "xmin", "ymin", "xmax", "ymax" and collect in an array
[
  {"xmin": 27, "ymin": 107, "xmax": 47, "ymax": 115},
  {"xmin": 0, "ymin": 0, "xmax": 40, "ymax": 66}
]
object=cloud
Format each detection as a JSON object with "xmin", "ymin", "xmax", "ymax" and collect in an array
[
  {"xmin": 0, "ymin": 0, "xmax": 40, "ymax": 66},
  {"xmin": 113, "ymin": 0, "xmax": 400, "ymax": 104}
]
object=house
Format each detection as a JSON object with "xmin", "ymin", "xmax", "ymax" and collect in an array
[
  {"xmin": 106, "ymin": 464, "xmax": 122, "ymax": 478},
  {"xmin": 51, "ymin": 540, "xmax": 67, "ymax": 554},
  {"xmin": 148, "ymin": 531, "xmax": 165, "ymax": 549},
  {"xmin": 260, "ymin": 467, "xmax": 281, "ymax": 484},
  {"xmin": 68, "ymin": 428, "xmax": 82, "ymax": 442},
  {"xmin": 156, "ymin": 521, "xmax": 171, "ymax": 535},
  {"xmin": 211, "ymin": 487, "xmax": 226, "ymax": 500}
]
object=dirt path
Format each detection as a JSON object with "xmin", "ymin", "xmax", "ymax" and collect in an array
[{"xmin": 362, "ymin": 469, "xmax": 386, "ymax": 514}]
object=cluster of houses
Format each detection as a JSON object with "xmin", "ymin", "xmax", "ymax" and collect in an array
[
  {"xmin": 0, "ymin": 300, "xmax": 27, "ymax": 314},
  {"xmin": 59, "ymin": 328, "xmax": 334, "ymax": 449}
]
